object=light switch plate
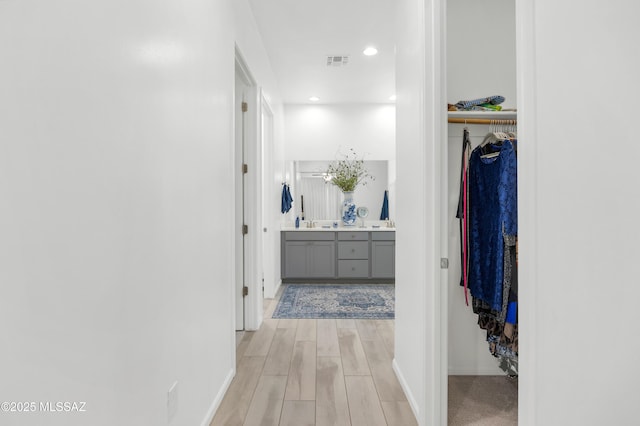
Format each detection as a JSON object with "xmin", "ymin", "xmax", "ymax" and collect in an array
[{"xmin": 168, "ymin": 381, "xmax": 178, "ymax": 422}]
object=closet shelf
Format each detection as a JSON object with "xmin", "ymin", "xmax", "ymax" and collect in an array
[{"xmin": 448, "ymin": 111, "xmax": 517, "ymax": 124}]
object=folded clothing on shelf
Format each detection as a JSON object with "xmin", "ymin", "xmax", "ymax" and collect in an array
[{"xmin": 455, "ymin": 95, "xmax": 505, "ymax": 111}]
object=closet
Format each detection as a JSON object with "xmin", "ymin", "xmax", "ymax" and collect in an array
[{"xmin": 446, "ymin": 0, "xmax": 518, "ymax": 424}]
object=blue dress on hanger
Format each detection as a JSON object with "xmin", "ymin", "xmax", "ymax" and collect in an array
[{"xmin": 467, "ymin": 140, "xmax": 517, "ymax": 312}]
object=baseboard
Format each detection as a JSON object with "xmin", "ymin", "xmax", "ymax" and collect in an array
[
  {"xmin": 392, "ymin": 358, "xmax": 420, "ymax": 423},
  {"xmin": 200, "ymin": 368, "xmax": 235, "ymax": 426},
  {"xmin": 273, "ymin": 279, "xmax": 282, "ymax": 298}
]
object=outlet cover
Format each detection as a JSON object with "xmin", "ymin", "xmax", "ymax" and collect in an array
[{"xmin": 168, "ymin": 381, "xmax": 178, "ymax": 422}]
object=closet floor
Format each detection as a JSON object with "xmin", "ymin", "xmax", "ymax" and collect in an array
[
  {"xmin": 211, "ymin": 286, "xmax": 417, "ymax": 426},
  {"xmin": 448, "ymin": 375, "xmax": 518, "ymax": 426}
]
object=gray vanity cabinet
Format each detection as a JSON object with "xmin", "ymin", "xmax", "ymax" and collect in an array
[
  {"xmin": 371, "ymin": 232, "xmax": 395, "ymax": 278},
  {"xmin": 283, "ymin": 232, "xmax": 336, "ymax": 278},
  {"xmin": 281, "ymin": 230, "xmax": 395, "ymax": 282}
]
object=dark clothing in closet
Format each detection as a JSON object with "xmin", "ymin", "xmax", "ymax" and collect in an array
[
  {"xmin": 456, "ymin": 129, "xmax": 472, "ymax": 288},
  {"xmin": 467, "ymin": 140, "xmax": 518, "ymax": 311},
  {"xmin": 456, "ymin": 129, "xmax": 471, "ymax": 219}
]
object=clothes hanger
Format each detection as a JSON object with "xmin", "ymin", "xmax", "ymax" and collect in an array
[
  {"xmin": 481, "ymin": 150, "xmax": 501, "ymax": 159},
  {"xmin": 493, "ymin": 120, "xmax": 510, "ymax": 141},
  {"xmin": 508, "ymin": 120, "xmax": 517, "ymax": 139},
  {"xmin": 480, "ymin": 120, "xmax": 508, "ymax": 158},
  {"xmin": 481, "ymin": 121, "xmax": 508, "ymax": 146}
]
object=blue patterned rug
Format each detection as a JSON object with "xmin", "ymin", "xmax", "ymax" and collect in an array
[{"xmin": 272, "ymin": 284, "xmax": 395, "ymax": 319}]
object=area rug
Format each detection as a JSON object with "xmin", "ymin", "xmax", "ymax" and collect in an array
[{"xmin": 272, "ymin": 284, "xmax": 395, "ymax": 319}]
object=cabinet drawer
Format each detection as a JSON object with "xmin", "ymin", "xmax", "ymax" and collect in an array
[
  {"xmin": 284, "ymin": 231, "xmax": 335, "ymax": 241},
  {"xmin": 338, "ymin": 241, "xmax": 369, "ymax": 259},
  {"xmin": 371, "ymin": 232, "xmax": 395, "ymax": 241},
  {"xmin": 338, "ymin": 260, "xmax": 369, "ymax": 278},
  {"xmin": 337, "ymin": 232, "xmax": 368, "ymax": 241}
]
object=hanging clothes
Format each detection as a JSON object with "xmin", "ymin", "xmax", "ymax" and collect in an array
[
  {"xmin": 467, "ymin": 139, "xmax": 517, "ymax": 312},
  {"xmin": 457, "ymin": 123, "xmax": 519, "ymax": 362},
  {"xmin": 456, "ymin": 128, "xmax": 472, "ymax": 304},
  {"xmin": 466, "ymin": 137, "xmax": 518, "ymax": 360}
]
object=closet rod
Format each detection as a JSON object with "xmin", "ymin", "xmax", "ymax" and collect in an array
[{"xmin": 448, "ymin": 118, "xmax": 518, "ymax": 125}]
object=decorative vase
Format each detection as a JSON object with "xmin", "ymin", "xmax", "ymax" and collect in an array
[{"xmin": 341, "ymin": 191, "xmax": 357, "ymax": 226}]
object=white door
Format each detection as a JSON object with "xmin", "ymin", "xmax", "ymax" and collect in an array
[
  {"xmin": 235, "ymin": 64, "xmax": 249, "ymax": 331},
  {"xmin": 260, "ymin": 94, "xmax": 275, "ymax": 298}
]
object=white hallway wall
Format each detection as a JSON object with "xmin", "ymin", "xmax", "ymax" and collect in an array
[
  {"xmin": 284, "ymin": 104, "xmax": 396, "ymax": 162},
  {"xmin": 519, "ymin": 0, "xmax": 640, "ymax": 424},
  {"xmin": 394, "ymin": 0, "xmax": 444, "ymax": 424},
  {"xmin": 0, "ymin": 1, "xmax": 283, "ymax": 425},
  {"xmin": 284, "ymin": 103, "xmax": 396, "ymax": 222}
]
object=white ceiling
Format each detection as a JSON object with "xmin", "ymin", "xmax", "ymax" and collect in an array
[{"xmin": 247, "ymin": 0, "xmax": 396, "ymax": 104}]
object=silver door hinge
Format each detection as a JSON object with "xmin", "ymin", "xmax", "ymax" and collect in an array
[
  {"xmin": 242, "ymin": 163, "xmax": 248, "ymax": 174},
  {"xmin": 440, "ymin": 258, "xmax": 449, "ymax": 269},
  {"xmin": 242, "ymin": 286, "xmax": 248, "ymax": 297},
  {"xmin": 241, "ymin": 102, "xmax": 248, "ymax": 112},
  {"xmin": 242, "ymin": 224, "xmax": 248, "ymax": 235}
]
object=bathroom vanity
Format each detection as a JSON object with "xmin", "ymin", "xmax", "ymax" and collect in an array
[{"xmin": 281, "ymin": 229, "xmax": 395, "ymax": 282}]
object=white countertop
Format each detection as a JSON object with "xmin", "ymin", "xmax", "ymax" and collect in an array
[
  {"xmin": 281, "ymin": 219, "xmax": 395, "ymax": 232},
  {"xmin": 281, "ymin": 226, "xmax": 395, "ymax": 232},
  {"xmin": 281, "ymin": 220, "xmax": 395, "ymax": 231}
]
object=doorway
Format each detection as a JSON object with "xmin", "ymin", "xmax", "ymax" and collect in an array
[
  {"xmin": 444, "ymin": 0, "xmax": 518, "ymax": 424},
  {"xmin": 234, "ymin": 47, "xmax": 264, "ymax": 333}
]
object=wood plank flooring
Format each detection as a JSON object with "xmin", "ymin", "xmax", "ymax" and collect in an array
[{"xmin": 211, "ymin": 290, "xmax": 417, "ymax": 426}]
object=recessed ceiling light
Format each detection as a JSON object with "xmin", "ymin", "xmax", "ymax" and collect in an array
[
  {"xmin": 389, "ymin": 95, "xmax": 397, "ymax": 101},
  {"xmin": 363, "ymin": 46, "xmax": 378, "ymax": 56},
  {"xmin": 309, "ymin": 96, "xmax": 320, "ymax": 102}
]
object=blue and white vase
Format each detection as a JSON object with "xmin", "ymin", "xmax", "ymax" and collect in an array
[{"xmin": 341, "ymin": 191, "xmax": 357, "ymax": 226}]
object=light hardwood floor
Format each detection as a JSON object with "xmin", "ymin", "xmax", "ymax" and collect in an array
[{"xmin": 211, "ymin": 289, "xmax": 417, "ymax": 426}]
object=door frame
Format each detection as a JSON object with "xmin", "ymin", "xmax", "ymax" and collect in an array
[
  {"xmin": 514, "ymin": 0, "xmax": 536, "ymax": 423},
  {"xmin": 234, "ymin": 46, "xmax": 263, "ymax": 332}
]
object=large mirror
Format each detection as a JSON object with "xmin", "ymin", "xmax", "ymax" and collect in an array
[{"xmin": 289, "ymin": 160, "xmax": 389, "ymax": 221}]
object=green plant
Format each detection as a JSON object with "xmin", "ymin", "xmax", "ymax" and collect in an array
[{"xmin": 326, "ymin": 149, "xmax": 374, "ymax": 192}]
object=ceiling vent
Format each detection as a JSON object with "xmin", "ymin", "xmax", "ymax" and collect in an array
[{"xmin": 326, "ymin": 55, "xmax": 349, "ymax": 66}]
